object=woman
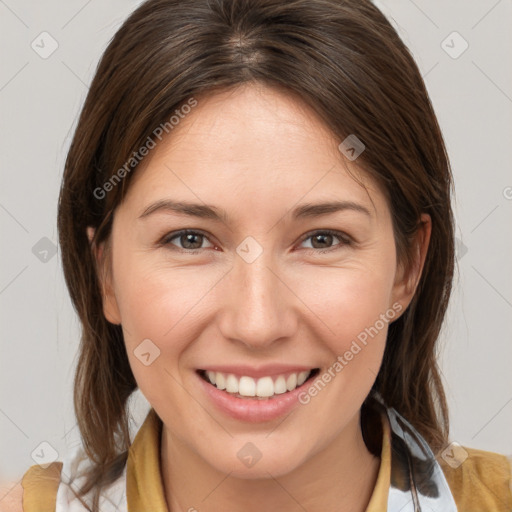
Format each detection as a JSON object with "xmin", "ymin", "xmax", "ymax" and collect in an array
[{"xmin": 9, "ymin": 0, "xmax": 512, "ymax": 510}]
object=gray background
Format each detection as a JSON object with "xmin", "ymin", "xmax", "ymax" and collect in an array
[{"xmin": 1, "ymin": 0, "xmax": 511, "ymax": 488}]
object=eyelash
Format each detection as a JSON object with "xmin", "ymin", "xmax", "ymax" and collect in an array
[{"xmin": 159, "ymin": 229, "xmax": 353, "ymax": 255}]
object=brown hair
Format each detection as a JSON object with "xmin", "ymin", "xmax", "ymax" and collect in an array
[{"xmin": 57, "ymin": 0, "xmax": 454, "ymax": 507}]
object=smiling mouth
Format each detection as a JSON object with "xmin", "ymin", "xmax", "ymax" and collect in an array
[{"xmin": 197, "ymin": 368, "xmax": 320, "ymax": 400}]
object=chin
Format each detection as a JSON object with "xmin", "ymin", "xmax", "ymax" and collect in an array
[{"xmin": 202, "ymin": 440, "xmax": 308, "ymax": 480}]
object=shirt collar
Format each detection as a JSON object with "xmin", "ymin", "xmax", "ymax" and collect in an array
[{"xmin": 126, "ymin": 407, "xmax": 168, "ymax": 511}]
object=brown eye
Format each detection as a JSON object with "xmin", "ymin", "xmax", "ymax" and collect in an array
[
  {"xmin": 162, "ymin": 230, "xmax": 215, "ymax": 252},
  {"xmin": 179, "ymin": 233, "xmax": 203, "ymax": 250},
  {"xmin": 299, "ymin": 230, "xmax": 352, "ymax": 253},
  {"xmin": 311, "ymin": 233, "xmax": 334, "ymax": 249}
]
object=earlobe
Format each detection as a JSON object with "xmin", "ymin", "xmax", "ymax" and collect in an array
[
  {"xmin": 391, "ymin": 213, "xmax": 432, "ymax": 313},
  {"xmin": 86, "ymin": 226, "xmax": 122, "ymax": 325}
]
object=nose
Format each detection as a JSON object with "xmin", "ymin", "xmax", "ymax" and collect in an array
[{"xmin": 217, "ymin": 250, "xmax": 298, "ymax": 351}]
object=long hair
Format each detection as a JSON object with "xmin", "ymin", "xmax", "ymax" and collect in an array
[{"xmin": 57, "ymin": 0, "xmax": 454, "ymax": 508}]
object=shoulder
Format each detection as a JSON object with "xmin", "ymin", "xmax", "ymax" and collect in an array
[
  {"xmin": 0, "ymin": 481, "xmax": 23, "ymax": 512},
  {"xmin": 439, "ymin": 445, "xmax": 512, "ymax": 512},
  {"xmin": 0, "ymin": 462, "xmax": 63, "ymax": 512}
]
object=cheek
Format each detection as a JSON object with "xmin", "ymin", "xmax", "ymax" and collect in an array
[
  {"xmin": 292, "ymin": 266, "xmax": 398, "ymax": 423},
  {"xmin": 289, "ymin": 259, "xmax": 396, "ymax": 350},
  {"xmin": 112, "ymin": 257, "xmax": 226, "ymax": 401},
  {"xmin": 113, "ymin": 253, "xmax": 217, "ymax": 341},
  {"xmin": 115, "ymin": 249, "xmax": 396, "ymax": 356},
  {"xmin": 114, "ymin": 265, "xmax": 215, "ymax": 409},
  {"xmin": 287, "ymin": 262, "xmax": 397, "ymax": 413}
]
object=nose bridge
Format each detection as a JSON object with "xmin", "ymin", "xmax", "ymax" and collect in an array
[{"xmin": 218, "ymin": 246, "xmax": 296, "ymax": 349}]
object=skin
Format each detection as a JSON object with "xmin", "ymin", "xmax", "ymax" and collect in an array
[{"xmin": 89, "ymin": 82, "xmax": 430, "ymax": 512}]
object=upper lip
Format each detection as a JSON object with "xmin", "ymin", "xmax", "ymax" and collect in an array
[{"xmin": 198, "ymin": 364, "xmax": 317, "ymax": 379}]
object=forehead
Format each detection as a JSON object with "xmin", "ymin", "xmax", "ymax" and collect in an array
[{"xmin": 120, "ymin": 83, "xmax": 385, "ymax": 219}]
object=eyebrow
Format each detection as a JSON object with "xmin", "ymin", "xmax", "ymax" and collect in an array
[{"xmin": 138, "ymin": 199, "xmax": 372, "ymax": 223}]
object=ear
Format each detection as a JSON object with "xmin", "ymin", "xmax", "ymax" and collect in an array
[
  {"xmin": 390, "ymin": 213, "xmax": 431, "ymax": 314},
  {"xmin": 87, "ymin": 227, "xmax": 122, "ymax": 325}
]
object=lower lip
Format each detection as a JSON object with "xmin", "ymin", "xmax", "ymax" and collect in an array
[{"xmin": 196, "ymin": 371, "xmax": 314, "ymax": 423}]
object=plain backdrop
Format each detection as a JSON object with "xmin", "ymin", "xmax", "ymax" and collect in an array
[{"xmin": 1, "ymin": 0, "xmax": 511, "ymax": 484}]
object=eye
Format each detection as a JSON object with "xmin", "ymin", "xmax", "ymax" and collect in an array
[
  {"xmin": 161, "ymin": 230, "xmax": 216, "ymax": 252},
  {"xmin": 298, "ymin": 230, "xmax": 352, "ymax": 253},
  {"xmin": 159, "ymin": 229, "xmax": 352, "ymax": 254}
]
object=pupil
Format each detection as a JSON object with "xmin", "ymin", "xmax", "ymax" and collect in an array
[
  {"xmin": 312, "ymin": 234, "xmax": 332, "ymax": 249},
  {"xmin": 181, "ymin": 234, "xmax": 333, "ymax": 250},
  {"xmin": 183, "ymin": 233, "xmax": 201, "ymax": 249}
]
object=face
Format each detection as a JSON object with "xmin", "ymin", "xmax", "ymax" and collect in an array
[{"xmin": 93, "ymin": 83, "xmax": 428, "ymax": 479}]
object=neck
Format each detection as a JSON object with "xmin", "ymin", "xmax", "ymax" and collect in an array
[{"xmin": 160, "ymin": 412, "xmax": 381, "ymax": 512}]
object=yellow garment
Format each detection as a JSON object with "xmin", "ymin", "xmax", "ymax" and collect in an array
[
  {"xmin": 21, "ymin": 460, "xmax": 62, "ymax": 511},
  {"xmin": 21, "ymin": 407, "xmax": 512, "ymax": 511},
  {"xmin": 439, "ymin": 447, "xmax": 512, "ymax": 511}
]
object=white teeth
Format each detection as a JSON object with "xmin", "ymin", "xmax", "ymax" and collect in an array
[
  {"xmin": 256, "ymin": 376, "xmax": 274, "ymax": 397},
  {"xmin": 203, "ymin": 370, "xmax": 313, "ymax": 397},
  {"xmin": 215, "ymin": 372, "xmax": 226, "ymax": 390},
  {"xmin": 286, "ymin": 373, "xmax": 297, "ymax": 391},
  {"xmin": 226, "ymin": 374, "xmax": 239, "ymax": 393},
  {"xmin": 297, "ymin": 370, "xmax": 309, "ymax": 386},
  {"xmin": 274, "ymin": 375, "xmax": 287, "ymax": 394},
  {"xmin": 239, "ymin": 376, "xmax": 256, "ymax": 397}
]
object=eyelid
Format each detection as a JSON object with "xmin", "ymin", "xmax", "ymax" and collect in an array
[
  {"xmin": 159, "ymin": 228, "xmax": 353, "ymax": 253},
  {"xmin": 297, "ymin": 229, "xmax": 353, "ymax": 252},
  {"xmin": 158, "ymin": 229, "xmax": 217, "ymax": 252}
]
